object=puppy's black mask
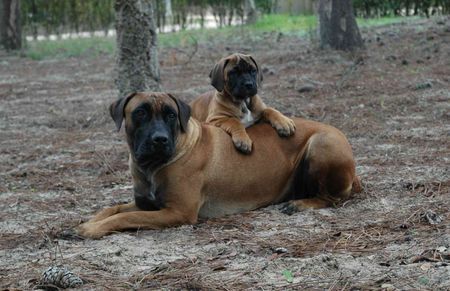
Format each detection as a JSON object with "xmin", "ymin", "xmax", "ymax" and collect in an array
[{"xmin": 227, "ymin": 60, "xmax": 258, "ymax": 101}]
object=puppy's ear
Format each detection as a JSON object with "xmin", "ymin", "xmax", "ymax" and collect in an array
[
  {"xmin": 168, "ymin": 94, "xmax": 191, "ymax": 133},
  {"xmin": 209, "ymin": 58, "xmax": 229, "ymax": 92},
  {"xmin": 249, "ymin": 55, "xmax": 263, "ymax": 86},
  {"xmin": 109, "ymin": 92, "xmax": 137, "ymax": 131}
]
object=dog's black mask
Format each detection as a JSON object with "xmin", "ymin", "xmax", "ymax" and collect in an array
[
  {"xmin": 129, "ymin": 103, "xmax": 179, "ymax": 170},
  {"xmin": 227, "ymin": 60, "xmax": 258, "ymax": 101},
  {"xmin": 110, "ymin": 92, "xmax": 191, "ymax": 171}
]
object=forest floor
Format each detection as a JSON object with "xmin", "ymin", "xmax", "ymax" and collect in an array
[{"xmin": 1, "ymin": 16, "xmax": 449, "ymax": 290}]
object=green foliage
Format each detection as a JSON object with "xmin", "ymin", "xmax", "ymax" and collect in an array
[
  {"xmin": 282, "ymin": 269, "xmax": 294, "ymax": 283},
  {"xmin": 418, "ymin": 276, "xmax": 429, "ymax": 285},
  {"xmin": 23, "ymin": 14, "xmax": 417, "ymax": 60},
  {"xmin": 250, "ymin": 14, "xmax": 316, "ymax": 32},
  {"xmin": 21, "ymin": 0, "xmax": 115, "ymax": 39},
  {"xmin": 20, "ymin": 0, "xmax": 447, "ymax": 42},
  {"xmin": 255, "ymin": 0, "xmax": 275, "ymax": 14},
  {"xmin": 352, "ymin": 0, "xmax": 450, "ymax": 17}
]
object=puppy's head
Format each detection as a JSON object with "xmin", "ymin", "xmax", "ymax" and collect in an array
[
  {"xmin": 109, "ymin": 92, "xmax": 191, "ymax": 170},
  {"xmin": 209, "ymin": 53, "xmax": 263, "ymax": 102}
]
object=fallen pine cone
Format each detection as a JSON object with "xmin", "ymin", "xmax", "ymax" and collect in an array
[{"xmin": 41, "ymin": 266, "xmax": 83, "ymax": 289}]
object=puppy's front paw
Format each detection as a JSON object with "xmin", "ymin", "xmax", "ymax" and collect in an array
[
  {"xmin": 272, "ymin": 117, "xmax": 296, "ymax": 137},
  {"xmin": 232, "ymin": 134, "xmax": 253, "ymax": 154}
]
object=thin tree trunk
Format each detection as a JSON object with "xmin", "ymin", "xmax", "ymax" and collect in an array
[
  {"xmin": 228, "ymin": 7, "xmax": 234, "ymax": 26},
  {"xmin": 0, "ymin": 1, "xmax": 2, "ymax": 44},
  {"xmin": 318, "ymin": 0, "xmax": 363, "ymax": 51},
  {"xmin": 318, "ymin": 0, "xmax": 332, "ymax": 49},
  {"xmin": 0, "ymin": 0, "xmax": 22, "ymax": 50},
  {"xmin": 164, "ymin": 0, "xmax": 172, "ymax": 29},
  {"xmin": 30, "ymin": 0, "xmax": 38, "ymax": 40},
  {"xmin": 115, "ymin": 0, "xmax": 160, "ymax": 97},
  {"xmin": 245, "ymin": 0, "xmax": 257, "ymax": 24}
]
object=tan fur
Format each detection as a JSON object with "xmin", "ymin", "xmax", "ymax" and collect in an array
[
  {"xmin": 190, "ymin": 53, "xmax": 295, "ymax": 153},
  {"xmin": 77, "ymin": 93, "xmax": 361, "ymax": 239}
]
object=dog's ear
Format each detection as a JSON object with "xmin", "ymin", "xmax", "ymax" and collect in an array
[
  {"xmin": 209, "ymin": 58, "xmax": 229, "ymax": 92},
  {"xmin": 168, "ymin": 94, "xmax": 191, "ymax": 133},
  {"xmin": 249, "ymin": 55, "xmax": 263, "ymax": 86},
  {"xmin": 109, "ymin": 92, "xmax": 137, "ymax": 131}
]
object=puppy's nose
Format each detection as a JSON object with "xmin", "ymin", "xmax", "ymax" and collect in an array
[
  {"xmin": 244, "ymin": 82, "xmax": 254, "ymax": 90},
  {"xmin": 151, "ymin": 134, "xmax": 169, "ymax": 145}
]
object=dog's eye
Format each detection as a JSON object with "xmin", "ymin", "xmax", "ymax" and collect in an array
[
  {"xmin": 167, "ymin": 113, "xmax": 176, "ymax": 119},
  {"xmin": 134, "ymin": 109, "xmax": 147, "ymax": 119},
  {"xmin": 251, "ymin": 68, "xmax": 257, "ymax": 74}
]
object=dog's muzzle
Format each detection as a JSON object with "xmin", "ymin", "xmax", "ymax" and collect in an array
[{"xmin": 135, "ymin": 135, "xmax": 174, "ymax": 168}]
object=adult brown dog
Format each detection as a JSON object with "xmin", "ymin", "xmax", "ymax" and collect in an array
[
  {"xmin": 190, "ymin": 53, "xmax": 295, "ymax": 153},
  {"xmin": 77, "ymin": 92, "xmax": 361, "ymax": 239}
]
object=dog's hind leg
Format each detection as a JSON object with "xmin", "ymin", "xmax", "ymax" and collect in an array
[
  {"xmin": 281, "ymin": 132, "xmax": 357, "ymax": 215},
  {"xmin": 352, "ymin": 175, "xmax": 363, "ymax": 194}
]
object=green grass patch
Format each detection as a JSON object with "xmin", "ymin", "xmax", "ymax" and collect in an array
[
  {"xmin": 250, "ymin": 14, "xmax": 317, "ymax": 32},
  {"xmin": 24, "ymin": 14, "xmax": 420, "ymax": 60},
  {"xmin": 357, "ymin": 15, "xmax": 421, "ymax": 27},
  {"xmin": 25, "ymin": 36, "xmax": 115, "ymax": 60}
]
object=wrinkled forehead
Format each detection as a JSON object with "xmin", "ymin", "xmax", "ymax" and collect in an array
[
  {"xmin": 226, "ymin": 54, "xmax": 256, "ymax": 71},
  {"xmin": 124, "ymin": 93, "xmax": 177, "ymax": 116}
]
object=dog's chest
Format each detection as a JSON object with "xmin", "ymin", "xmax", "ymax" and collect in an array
[{"xmin": 240, "ymin": 102, "xmax": 255, "ymax": 128}]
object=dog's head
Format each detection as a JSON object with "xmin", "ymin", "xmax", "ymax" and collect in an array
[
  {"xmin": 109, "ymin": 92, "xmax": 191, "ymax": 170},
  {"xmin": 209, "ymin": 53, "xmax": 263, "ymax": 103}
]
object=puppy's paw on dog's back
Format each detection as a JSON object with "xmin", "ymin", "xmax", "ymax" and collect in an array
[
  {"xmin": 232, "ymin": 134, "xmax": 253, "ymax": 154},
  {"xmin": 272, "ymin": 117, "xmax": 296, "ymax": 137}
]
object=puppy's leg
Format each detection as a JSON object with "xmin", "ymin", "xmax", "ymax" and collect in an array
[
  {"xmin": 209, "ymin": 117, "xmax": 253, "ymax": 154},
  {"xmin": 250, "ymin": 95, "xmax": 295, "ymax": 137},
  {"xmin": 262, "ymin": 108, "xmax": 296, "ymax": 137}
]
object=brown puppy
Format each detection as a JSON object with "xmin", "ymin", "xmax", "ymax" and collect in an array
[
  {"xmin": 76, "ymin": 92, "xmax": 361, "ymax": 239},
  {"xmin": 190, "ymin": 53, "xmax": 295, "ymax": 153}
]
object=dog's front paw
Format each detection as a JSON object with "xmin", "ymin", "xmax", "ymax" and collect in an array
[
  {"xmin": 76, "ymin": 222, "xmax": 110, "ymax": 239},
  {"xmin": 272, "ymin": 117, "xmax": 296, "ymax": 137},
  {"xmin": 232, "ymin": 134, "xmax": 253, "ymax": 154}
]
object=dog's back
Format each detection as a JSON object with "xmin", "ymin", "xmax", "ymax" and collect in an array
[{"xmin": 190, "ymin": 91, "xmax": 215, "ymax": 122}]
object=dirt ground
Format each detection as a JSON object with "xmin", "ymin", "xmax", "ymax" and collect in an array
[{"xmin": 1, "ymin": 17, "xmax": 449, "ymax": 290}]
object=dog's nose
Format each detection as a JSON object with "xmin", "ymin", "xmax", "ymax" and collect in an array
[
  {"xmin": 244, "ymin": 82, "xmax": 254, "ymax": 90},
  {"xmin": 151, "ymin": 134, "xmax": 169, "ymax": 145}
]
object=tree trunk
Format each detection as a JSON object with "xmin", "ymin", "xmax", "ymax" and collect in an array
[
  {"xmin": 115, "ymin": 0, "xmax": 160, "ymax": 97},
  {"xmin": 30, "ymin": 0, "xmax": 38, "ymax": 40},
  {"xmin": 245, "ymin": 0, "xmax": 257, "ymax": 24},
  {"xmin": 0, "ymin": 0, "xmax": 21, "ymax": 50},
  {"xmin": 164, "ymin": 0, "xmax": 172, "ymax": 29},
  {"xmin": 318, "ymin": 0, "xmax": 363, "ymax": 51}
]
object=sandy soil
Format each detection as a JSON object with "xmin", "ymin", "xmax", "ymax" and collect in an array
[{"xmin": 1, "ymin": 17, "xmax": 449, "ymax": 290}]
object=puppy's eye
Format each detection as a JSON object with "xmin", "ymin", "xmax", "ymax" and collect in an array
[
  {"xmin": 251, "ymin": 68, "xmax": 257, "ymax": 74},
  {"xmin": 167, "ymin": 113, "xmax": 176, "ymax": 119}
]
